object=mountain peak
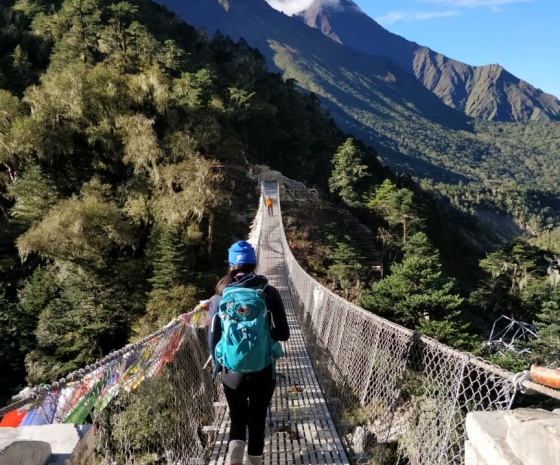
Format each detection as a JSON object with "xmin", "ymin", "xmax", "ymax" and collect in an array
[
  {"xmin": 297, "ymin": 0, "xmax": 560, "ymax": 122},
  {"xmin": 294, "ymin": 0, "xmax": 374, "ymax": 45}
]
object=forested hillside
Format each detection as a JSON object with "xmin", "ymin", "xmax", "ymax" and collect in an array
[
  {"xmin": 0, "ymin": 0, "xmax": 559, "ymax": 411},
  {"xmin": 157, "ymin": 0, "xmax": 560, "ymax": 201},
  {"xmin": 0, "ymin": 0, "xmax": 364, "ymax": 404}
]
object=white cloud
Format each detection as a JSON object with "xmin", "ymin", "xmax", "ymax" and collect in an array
[
  {"xmin": 265, "ymin": 0, "xmax": 314, "ymax": 15},
  {"xmin": 375, "ymin": 0, "xmax": 531, "ymax": 25},
  {"xmin": 376, "ymin": 9, "xmax": 459, "ymax": 25},
  {"xmin": 266, "ymin": 0, "xmax": 358, "ymax": 16},
  {"xmin": 422, "ymin": 0, "xmax": 532, "ymax": 7}
]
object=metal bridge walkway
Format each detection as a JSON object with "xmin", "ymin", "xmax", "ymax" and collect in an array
[{"xmin": 209, "ymin": 182, "xmax": 350, "ymax": 465}]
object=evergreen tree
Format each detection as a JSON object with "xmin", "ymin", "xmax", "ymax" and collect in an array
[
  {"xmin": 148, "ymin": 224, "xmax": 189, "ymax": 290},
  {"xmin": 16, "ymin": 265, "xmax": 54, "ymax": 355},
  {"xmin": 326, "ymin": 239, "xmax": 364, "ymax": 300},
  {"xmin": 47, "ymin": 0, "xmax": 102, "ymax": 70},
  {"xmin": 531, "ymin": 300, "xmax": 560, "ymax": 366},
  {"xmin": 138, "ymin": 224, "xmax": 199, "ymax": 337},
  {"xmin": 10, "ymin": 45, "xmax": 34, "ymax": 89},
  {"xmin": 8, "ymin": 163, "xmax": 58, "ymax": 227},
  {"xmin": 329, "ymin": 137, "xmax": 369, "ymax": 207},
  {"xmin": 0, "ymin": 89, "xmax": 22, "ymax": 166},
  {"xmin": 366, "ymin": 179, "xmax": 423, "ymax": 245},
  {"xmin": 0, "ymin": 283, "xmax": 23, "ymax": 400},
  {"xmin": 25, "ymin": 261, "xmax": 145, "ymax": 384},
  {"xmin": 157, "ymin": 39, "xmax": 186, "ymax": 73},
  {"xmin": 470, "ymin": 239, "xmax": 546, "ymax": 322},
  {"xmin": 0, "ymin": 265, "xmax": 56, "ymax": 396},
  {"xmin": 100, "ymin": 1, "xmax": 139, "ymax": 70},
  {"xmin": 359, "ymin": 233, "xmax": 468, "ymax": 346}
]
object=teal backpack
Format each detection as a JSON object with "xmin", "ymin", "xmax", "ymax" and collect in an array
[{"xmin": 213, "ymin": 284, "xmax": 283, "ymax": 377}]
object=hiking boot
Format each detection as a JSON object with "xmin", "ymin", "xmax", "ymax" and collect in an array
[
  {"xmin": 228, "ymin": 439, "xmax": 246, "ymax": 465},
  {"xmin": 247, "ymin": 455, "xmax": 262, "ymax": 465}
]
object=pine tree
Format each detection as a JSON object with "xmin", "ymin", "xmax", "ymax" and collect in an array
[
  {"xmin": 470, "ymin": 239, "xmax": 545, "ymax": 322},
  {"xmin": 139, "ymin": 224, "xmax": 199, "ymax": 337},
  {"xmin": 366, "ymin": 179, "xmax": 423, "ymax": 245},
  {"xmin": 8, "ymin": 164, "xmax": 58, "ymax": 228},
  {"xmin": 531, "ymin": 300, "xmax": 560, "ymax": 366},
  {"xmin": 0, "ymin": 283, "xmax": 22, "ymax": 393},
  {"xmin": 48, "ymin": 0, "xmax": 102, "ymax": 70},
  {"xmin": 25, "ymin": 261, "xmax": 146, "ymax": 384},
  {"xmin": 326, "ymin": 240, "xmax": 364, "ymax": 300},
  {"xmin": 148, "ymin": 224, "xmax": 188, "ymax": 291},
  {"xmin": 10, "ymin": 45, "xmax": 34, "ymax": 89},
  {"xmin": 359, "ymin": 232, "xmax": 469, "ymax": 347},
  {"xmin": 329, "ymin": 137, "xmax": 369, "ymax": 207}
]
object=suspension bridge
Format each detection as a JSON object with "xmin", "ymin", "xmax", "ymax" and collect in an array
[{"xmin": 1, "ymin": 174, "xmax": 559, "ymax": 465}]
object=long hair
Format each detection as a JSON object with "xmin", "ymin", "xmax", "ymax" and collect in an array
[{"xmin": 215, "ymin": 263, "xmax": 257, "ymax": 295}]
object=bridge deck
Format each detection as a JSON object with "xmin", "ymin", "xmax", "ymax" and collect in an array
[{"xmin": 209, "ymin": 183, "xmax": 350, "ymax": 465}]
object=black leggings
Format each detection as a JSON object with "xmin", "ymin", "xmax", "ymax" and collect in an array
[{"xmin": 223, "ymin": 372, "xmax": 276, "ymax": 455}]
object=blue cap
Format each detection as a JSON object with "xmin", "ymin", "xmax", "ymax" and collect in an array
[{"xmin": 228, "ymin": 240, "xmax": 256, "ymax": 266}]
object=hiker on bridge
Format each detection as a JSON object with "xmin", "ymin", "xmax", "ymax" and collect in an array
[
  {"xmin": 208, "ymin": 240, "xmax": 290, "ymax": 465},
  {"xmin": 265, "ymin": 196, "xmax": 274, "ymax": 215}
]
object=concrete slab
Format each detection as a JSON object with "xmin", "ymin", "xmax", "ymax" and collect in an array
[
  {"xmin": 466, "ymin": 411, "xmax": 522, "ymax": 465},
  {"xmin": 0, "ymin": 440, "xmax": 51, "ymax": 465},
  {"xmin": 0, "ymin": 424, "xmax": 92, "ymax": 465},
  {"xmin": 507, "ymin": 418, "xmax": 560, "ymax": 465}
]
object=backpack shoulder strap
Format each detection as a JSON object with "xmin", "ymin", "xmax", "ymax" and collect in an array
[{"xmin": 258, "ymin": 283, "xmax": 268, "ymax": 294}]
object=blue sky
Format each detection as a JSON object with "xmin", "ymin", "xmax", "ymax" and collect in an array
[{"xmin": 266, "ymin": 0, "xmax": 560, "ymax": 99}]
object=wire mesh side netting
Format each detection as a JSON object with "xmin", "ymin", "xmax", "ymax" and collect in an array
[
  {"xmin": 0, "ymin": 310, "xmax": 225, "ymax": 464},
  {"xmin": 276, "ymin": 198, "xmax": 525, "ymax": 465},
  {"xmin": 95, "ymin": 319, "xmax": 225, "ymax": 465}
]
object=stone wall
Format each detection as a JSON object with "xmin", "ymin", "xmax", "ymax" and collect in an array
[{"xmin": 465, "ymin": 408, "xmax": 560, "ymax": 465}]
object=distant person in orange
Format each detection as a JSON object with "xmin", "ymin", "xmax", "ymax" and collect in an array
[{"xmin": 265, "ymin": 196, "xmax": 274, "ymax": 216}]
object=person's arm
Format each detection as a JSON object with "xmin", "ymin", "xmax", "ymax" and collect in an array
[
  {"xmin": 207, "ymin": 295, "xmax": 222, "ymax": 360},
  {"xmin": 266, "ymin": 286, "xmax": 290, "ymax": 341}
]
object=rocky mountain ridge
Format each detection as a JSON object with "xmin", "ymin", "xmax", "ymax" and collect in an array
[{"xmin": 296, "ymin": 0, "xmax": 560, "ymax": 122}]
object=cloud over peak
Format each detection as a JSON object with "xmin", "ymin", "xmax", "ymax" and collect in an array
[{"xmin": 266, "ymin": 0, "xmax": 362, "ymax": 16}]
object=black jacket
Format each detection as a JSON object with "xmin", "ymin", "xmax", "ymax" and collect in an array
[{"xmin": 208, "ymin": 273, "xmax": 290, "ymax": 386}]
